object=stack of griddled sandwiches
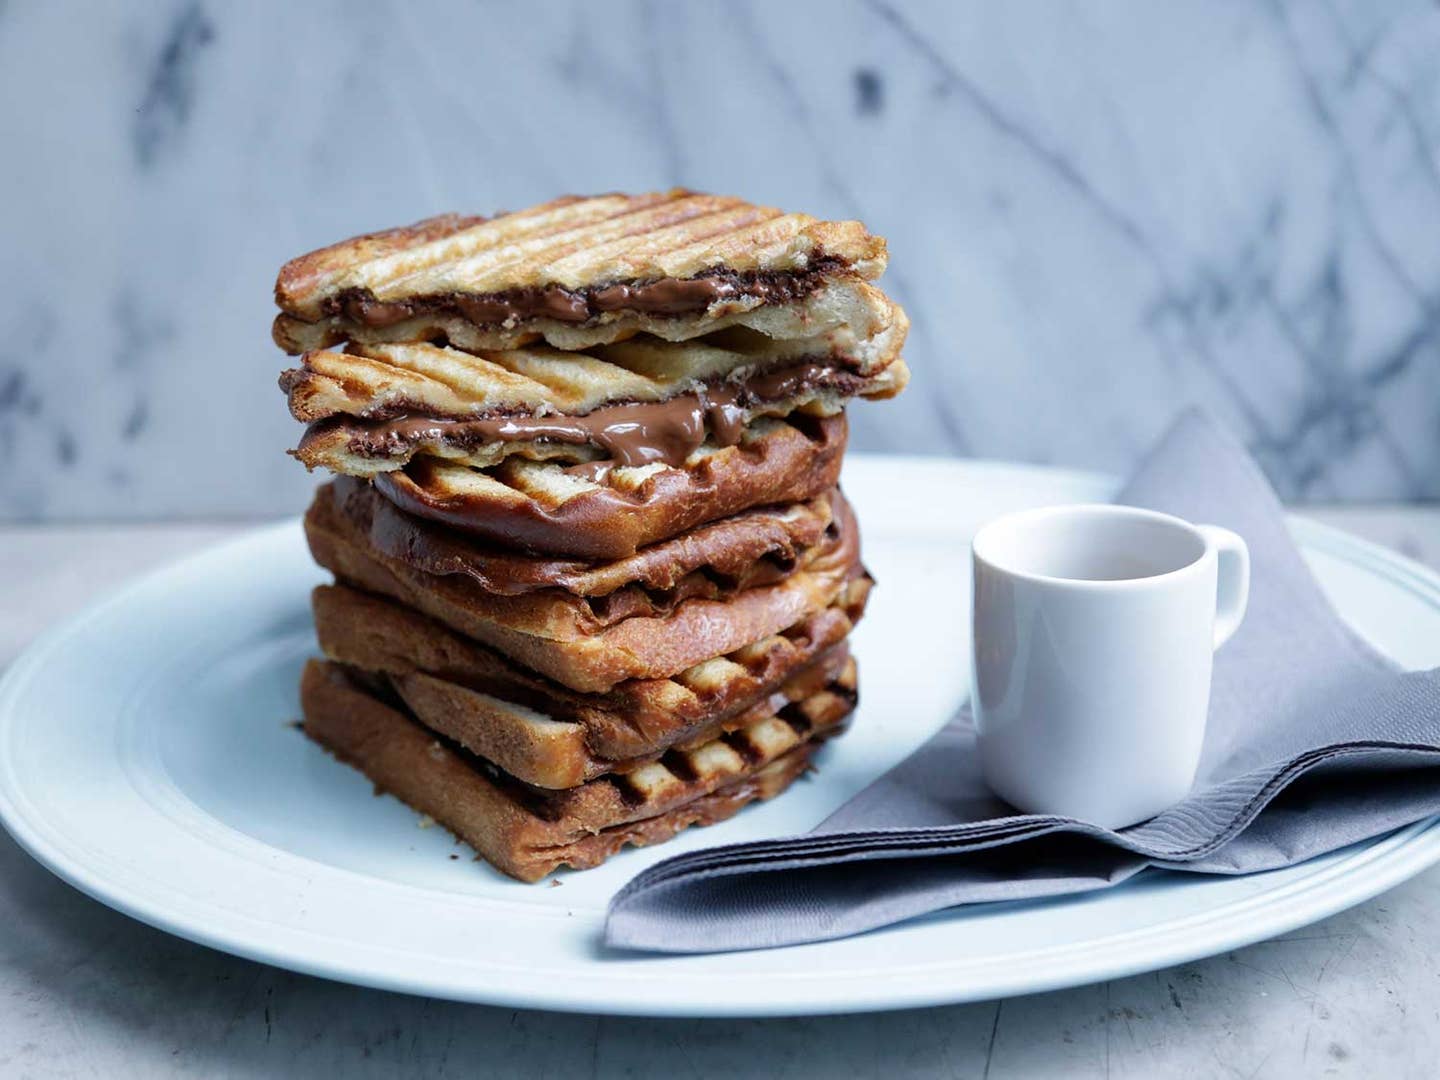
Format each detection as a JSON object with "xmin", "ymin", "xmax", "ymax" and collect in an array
[{"xmin": 275, "ymin": 190, "xmax": 908, "ymax": 881}]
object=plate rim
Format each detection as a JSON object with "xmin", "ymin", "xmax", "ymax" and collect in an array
[{"xmin": 2, "ymin": 454, "xmax": 1439, "ymax": 1017}]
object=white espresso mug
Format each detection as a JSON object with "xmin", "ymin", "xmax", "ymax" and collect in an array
[{"xmin": 970, "ymin": 504, "xmax": 1250, "ymax": 829}]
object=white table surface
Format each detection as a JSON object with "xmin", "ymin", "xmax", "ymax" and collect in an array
[{"xmin": 3, "ymin": 506, "xmax": 1439, "ymax": 1078}]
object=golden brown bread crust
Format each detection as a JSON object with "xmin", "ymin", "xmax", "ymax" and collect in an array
[
  {"xmin": 371, "ymin": 413, "xmax": 848, "ymax": 559},
  {"xmin": 289, "ymin": 363, "xmax": 905, "ymax": 477},
  {"xmin": 280, "ymin": 304, "xmax": 905, "ymax": 428},
  {"xmin": 272, "ymin": 277, "xmax": 904, "ymax": 359},
  {"xmin": 326, "ymin": 476, "xmax": 839, "ymax": 598},
  {"xmin": 311, "ymin": 582, "xmax": 869, "ymax": 787},
  {"xmin": 304, "ymin": 483, "xmax": 868, "ymax": 693},
  {"xmin": 274, "ymin": 212, "xmax": 488, "ymax": 314},
  {"xmin": 391, "ymin": 649, "xmax": 854, "ymax": 790},
  {"xmin": 299, "ymin": 658, "xmax": 852, "ymax": 881},
  {"xmin": 307, "ymin": 480, "xmax": 857, "ymax": 636},
  {"xmin": 273, "ymin": 190, "xmax": 887, "ymax": 324}
]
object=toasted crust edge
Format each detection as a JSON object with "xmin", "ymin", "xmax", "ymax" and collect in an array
[
  {"xmin": 275, "ymin": 212, "xmax": 490, "ymax": 312},
  {"xmin": 299, "ymin": 658, "xmax": 830, "ymax": 881}
]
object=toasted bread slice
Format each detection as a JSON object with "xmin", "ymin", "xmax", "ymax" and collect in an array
[
  {"xmin": 389, "ymin": 646, "xmax": 852, "ymax": 791},
  {"xmin": 307, "ymin": 479, "xmax": 857, "ymax": 637},
  {"xmin": 311, "ymin": 582, "xmax": 869, "ymax": 787},
  {"xmin": 325, "ymin": 476, "xmax": 839, "ymax": 598},
  {"xmin": 283, "ymin": 304, "xmax": 906, "ymax": 424},
  {"xmin": 300, "ymin": 658, "xmax": 855, "ymax": 881},
  {"xmin": 286, "ymin": 342, "xmax": 906, "ymax": 476},
  {"xmin": 371, "ymin": 413, "xmax": 847, "ymax": 559},
  {"xmin": 273, "ymin": 190, "xmax": 891, "ymax": 352},
  {"xmin": 304, "ymin": 482, "xmax": 867, "ymax": 693}
]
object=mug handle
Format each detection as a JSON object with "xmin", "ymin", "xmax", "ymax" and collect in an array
[{"xmin": 1197, "ymin": 525, "xmax": 1250, "ymax": 649}]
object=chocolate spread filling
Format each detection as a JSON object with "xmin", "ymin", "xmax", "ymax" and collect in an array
[
  {"xmin": 326, "ymin": 474, "xmax": 839, "ymax": 598},
  {"xmin": 322, "ymin": 259, "xmax": 849, "ymax": 329},
  {"xmin": 306, "ymin": 361, "xmax": 863, "ymax": 469}
]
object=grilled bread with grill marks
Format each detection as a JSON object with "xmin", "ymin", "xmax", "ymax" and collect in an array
[
  {"xmin": 273, "ymin": 191, "xmax": 891, "ymax": 353},
  {"xmin": 370, "ymin": 413, "xmax": 848, "ymax": 559},
  {"xmin": 304, "ymin": 481, "xmax": 868, "ymax": 693},
  {"xmin": 300, "ymin": 658, "xmax": 856, "ymax": 881},
  {"xmin": 311, "ymin": 582, "xmax": 869, "ymax": 787}
]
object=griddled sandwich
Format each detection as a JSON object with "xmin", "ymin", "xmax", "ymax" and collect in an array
[
  {"xmin": 273, "ymin": 191, "xmax": 897, "ymax": 353},
  {"xmin": 271, "ymin": 189, "xmax": 906, "ymax": 881},
  {"xmin": 274, "ymin": 191, "xmax": 907, "ymax": 478}
]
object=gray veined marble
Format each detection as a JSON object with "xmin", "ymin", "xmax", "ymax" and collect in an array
[{"xmin": 2, "ymin": 0, "xmax": 1438, "ymax": 520}]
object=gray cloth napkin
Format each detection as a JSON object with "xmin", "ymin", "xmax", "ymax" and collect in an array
[{"xmin": 604, "ymin": 411, "xmax": 1440, "ymax": 953}]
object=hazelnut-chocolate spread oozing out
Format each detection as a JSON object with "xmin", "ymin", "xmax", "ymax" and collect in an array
[
  {"xmin": 308, "ymin": 362, "xmax": 859, "ymax": 469},
  {"xmin": 325, "ymin": 260, "xmax": 850, "ymax": 329}
]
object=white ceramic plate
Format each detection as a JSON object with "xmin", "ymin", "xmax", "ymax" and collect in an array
[{"xmin": 2, "ymin": 456, "xmax": 1438, "ymax": 1017}]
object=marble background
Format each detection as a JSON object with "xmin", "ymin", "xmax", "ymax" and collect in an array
[{"xmin": 2, "ymin": 0, "xmax": 1438, "ymax": 520}]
